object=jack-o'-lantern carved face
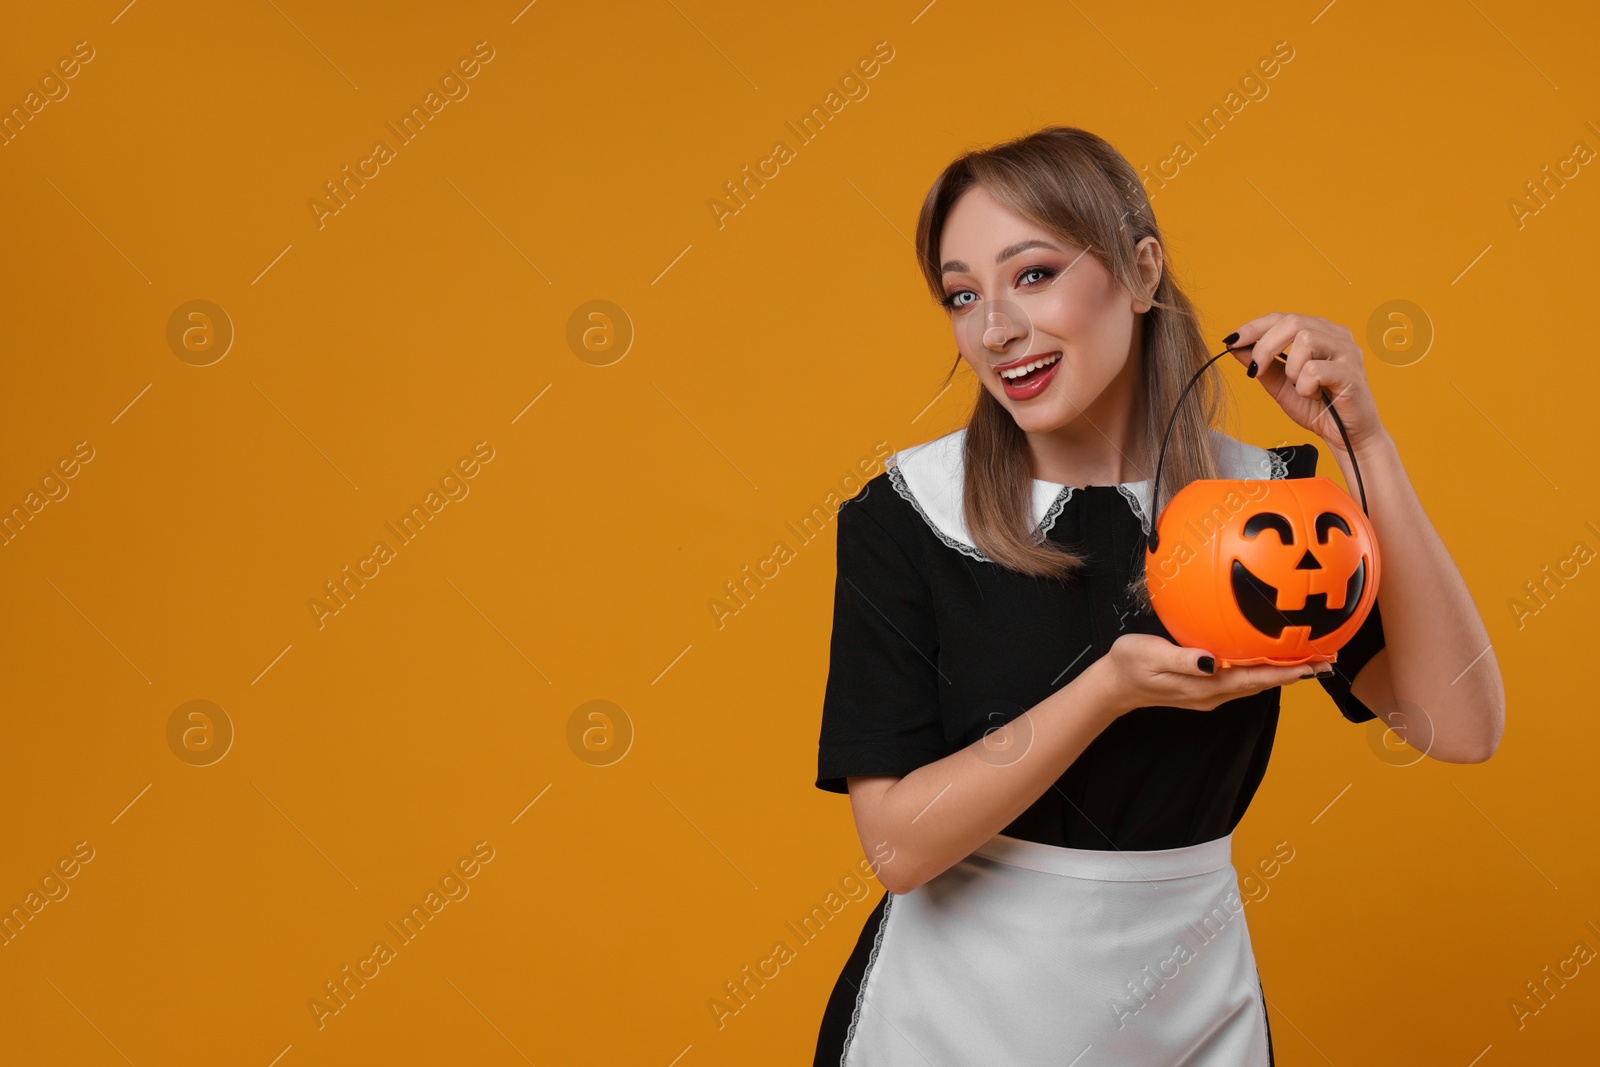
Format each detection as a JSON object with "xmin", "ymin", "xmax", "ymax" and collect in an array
[
  {"xmin": 1146, "ymin": 476, "xmax": 1381, "ymax": 668},
  {"xmin": 1231, "ymin": 508, "xmax": 1368, "ymax": 640}
]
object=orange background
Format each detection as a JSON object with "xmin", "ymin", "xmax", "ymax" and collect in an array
[{"xmin": 1, "ymin": 1, "xmax": 1595, "ymax": 1063}]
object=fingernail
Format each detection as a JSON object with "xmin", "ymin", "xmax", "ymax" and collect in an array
[
  {"xmin": 1222, "ymin": 331, "xmax": 1239, "ymax": 346},
  {"xmin": 1246, "ymin": 360, "xmax": 1259, "ymax": 378},
  {"xmin": 1299, "ymin": 671, "xmax": 1316, "ymax": 679},
  {"xmin": 1198, "ymin": 656, "xmax": 1215, "ymax": 674}
]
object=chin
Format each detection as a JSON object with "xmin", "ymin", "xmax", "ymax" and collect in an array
[{"xmin": 992, "ymin": 390, "xmax": 1076, "ymax": 432}]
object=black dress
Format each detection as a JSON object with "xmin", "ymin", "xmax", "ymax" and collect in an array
[{"xmin": 812, "ymin": 427, "xmax": 1386, "ymax": 1066}]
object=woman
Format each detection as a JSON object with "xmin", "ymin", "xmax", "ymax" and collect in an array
[{"xmin": 811, "ymin": 126, "xmax": 1504, "ymax": 1065}]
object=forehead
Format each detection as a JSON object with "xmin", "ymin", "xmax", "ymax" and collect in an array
[
  {"xmin": 940, "ymin": 185, "xmax": 1088, "ymax": 273},
  {"xmin": 942, "ymin": 185, "xmax": 1042, "ymax": 251}
]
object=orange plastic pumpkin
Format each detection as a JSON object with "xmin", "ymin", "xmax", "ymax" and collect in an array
[{"xmin": 1145, "ymin": 474, "xmax": 1381, "ymax": 667}]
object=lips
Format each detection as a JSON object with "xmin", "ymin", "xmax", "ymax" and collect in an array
[{"xmin": 995, "ymin": 351, "xmax": 1062, "ymax": 400}]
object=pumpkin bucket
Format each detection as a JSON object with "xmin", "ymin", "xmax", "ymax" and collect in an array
[{"xmin": 1143, "ymin": 348, "xmax": 1381, "ymax": 667}]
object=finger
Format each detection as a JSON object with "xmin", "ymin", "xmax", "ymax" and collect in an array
[
  {"xmin": 1293, "ymin": 361, "xmax": 1362, "ymax": 439},
  {"xmin": 1175, "ymin": 646, "xmax": 1218, "ymax": 675},
  {"xmin": 1280, "ymin": 328, "xmax": 1348, "ymax": 385},
  {"xmin": 1294, "ymin": 358, "xmax": 1333, "ymax": 399},
  {"xmin": 1225, "ymin": 342, "xmax": 1261, "ymax": 378},
  {"xmin": 1287, "ymin": 659, "xmax": 1336, "ymax": 685},
  {"xmin": 1221, "ymin": 312, "xmax": 1285, "ymax": 356},
  {"xmin": 1240, "ymin": 315, "xmax": 1309, "ymax": 379},
  {"xmin": 1222, "ymin": 662, "xmax": 1320, "ymax": 689}
]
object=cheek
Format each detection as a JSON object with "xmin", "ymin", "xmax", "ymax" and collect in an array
[
  {"xmin": 1038, "ymin": 276, "xmax": 1123, "ymax": 340},
  {"xmin": 952, "ymin": 340, "xmax": 986, "ymax": 376}
]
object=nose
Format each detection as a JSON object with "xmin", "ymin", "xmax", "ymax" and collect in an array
[{"xmin": 982, "ymin": 308, "xmax": 1026, "ymax": 352}]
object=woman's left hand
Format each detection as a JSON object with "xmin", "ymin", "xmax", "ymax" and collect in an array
[{"xmin": 1222, "ymin": 312, "xmax": 1386, "ymax": 455}]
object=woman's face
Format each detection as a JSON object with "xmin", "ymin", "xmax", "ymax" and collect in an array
[{"xmin": 937, "ymin": 184, "xmax": 1161, "ymax": 437}]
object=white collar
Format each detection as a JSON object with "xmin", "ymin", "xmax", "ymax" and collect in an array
[{"xmin": 884, "ymin": 426, "xmax": 1286, "ymax": 562}]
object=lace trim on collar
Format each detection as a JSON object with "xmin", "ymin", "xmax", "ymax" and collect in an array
[
  {"xmin": 1036, "ymin": 484, "xmax": 1075, "ymax": 539},
  {"xmin": 1116, "ymin": 448, "xmax": 1288, "ymax": 536},
  {"xmin": 886, "ymin": 458, "xmax": 1080, "ymax": 565},
  {"xmin": 886, "ymin": 431, "xmax": 1288, "ymax": 563},
  {"xmin": 885, "ymin": 456, "xmax": 992, "ymax": 563}
]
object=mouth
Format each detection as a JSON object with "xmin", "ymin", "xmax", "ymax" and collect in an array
[
  {"xmin": 1230, "ymin": 557, "xmax": 1366, "ymax": 640},
  {"xmin": 995, "ymin": 351, "xmax": 1062, "ymax": 400}
]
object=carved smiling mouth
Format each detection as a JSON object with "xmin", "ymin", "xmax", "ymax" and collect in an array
[{"xmin": 1230, "ymin": 558, "xmax": 1366, "ymax": 640}]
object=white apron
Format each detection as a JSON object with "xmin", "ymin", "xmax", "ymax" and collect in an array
[{"xmin": 838, "ymin": 831, "xmax": 1271, "ymax": 1065}]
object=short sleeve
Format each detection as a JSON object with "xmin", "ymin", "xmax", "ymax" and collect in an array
[
  {"xmin": 1320, "ymin": 601, "xmax": 1385, "ymax": 723},
  {"xmin": 814, "ymin": 491, "xmax": 948, "ymax": 794},
  {"xmin": 1273, "ymin": 443, "xmax": 1387, "ymax": 724}
]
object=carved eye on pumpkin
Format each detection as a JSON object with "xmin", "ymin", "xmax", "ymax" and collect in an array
[
  {"xmin": 1243, "ymin": 511, "xmax": 1354, "ymax": 546},
  {"xmin": 1146, "ymin": 478, "xmax": 1381, "ymax": 667},
  {"xmin": 1243, "ymin": 511, "xmax": 1294, "ymax": 543},
  {"xmin": 1316, "ymin": 512, "xmax": 1352, "ymax": 542}
]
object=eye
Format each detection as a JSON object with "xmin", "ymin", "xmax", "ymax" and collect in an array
[
  {"xmin": 938, "ymin": 265, "xmax": 1058, "ymax": 311},
  {"xmin": 1242, "ymin": 512, "xmax": 1295, "ymax": 544}
]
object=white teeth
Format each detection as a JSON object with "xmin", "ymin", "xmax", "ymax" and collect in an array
[{"xmin": 999, "ymin": 352, "xmax": 1062, "ymax": 380}]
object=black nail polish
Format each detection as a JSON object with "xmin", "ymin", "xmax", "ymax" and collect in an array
[
  {"xmin": 1222, "ymin": 331, "xmax": 1239, "ymax": 346},
  {"xmin": 1246, "ymin": 361, "xmax": 1258, "ymax": 378},
  {"xmin": 1299, "ymin": 671, "xmax": 1316, "ymax": 679},
  {"xmin": 1198, "ymin": 656, "xmax": 1215, "ymax": 674}
]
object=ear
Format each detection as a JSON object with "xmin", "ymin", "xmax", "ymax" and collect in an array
[{"xmin": 1132, "ymin": 236, "xmax": 1163, "ymax": 314}]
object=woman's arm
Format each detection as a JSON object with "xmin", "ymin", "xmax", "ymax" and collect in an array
[
  {"xmin": 1329, "ymin": 430, "xmax": 1505, "ymax": 763},
  {"xmin": 846, "ymin": 658, "xmax": 1125, "ymax": 895},
  {"xmin": 1221, "ymin": 310, "xmax": 1506, "ymax": 764},
  {"xmin": 848, "ymin": 641, "xmax": 1321, "ymax": 894}
]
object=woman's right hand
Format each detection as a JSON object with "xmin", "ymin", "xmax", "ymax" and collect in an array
[{"xmin": 1100, "ymin": 632, "xmax": 1332, "ymax": 715}]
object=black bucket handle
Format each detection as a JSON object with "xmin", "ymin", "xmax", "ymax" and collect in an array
[{"xmin": 1146, "ymin": 346, "xmax": 1369, "ymax": 553}]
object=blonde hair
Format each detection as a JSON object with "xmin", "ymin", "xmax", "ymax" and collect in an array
[{"xmin": 913, "ymin": 125, "xmax": 1233, "ymax": 612}]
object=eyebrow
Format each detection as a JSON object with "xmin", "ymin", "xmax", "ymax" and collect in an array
[{"xmin": 940, "ymin": 238, "xmax": 1065, "ymax": 275}]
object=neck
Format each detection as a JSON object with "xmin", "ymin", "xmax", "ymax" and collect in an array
[{"xmin": 1026, "ymin": 362, "xmax": 1148, "ymax": 487}]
